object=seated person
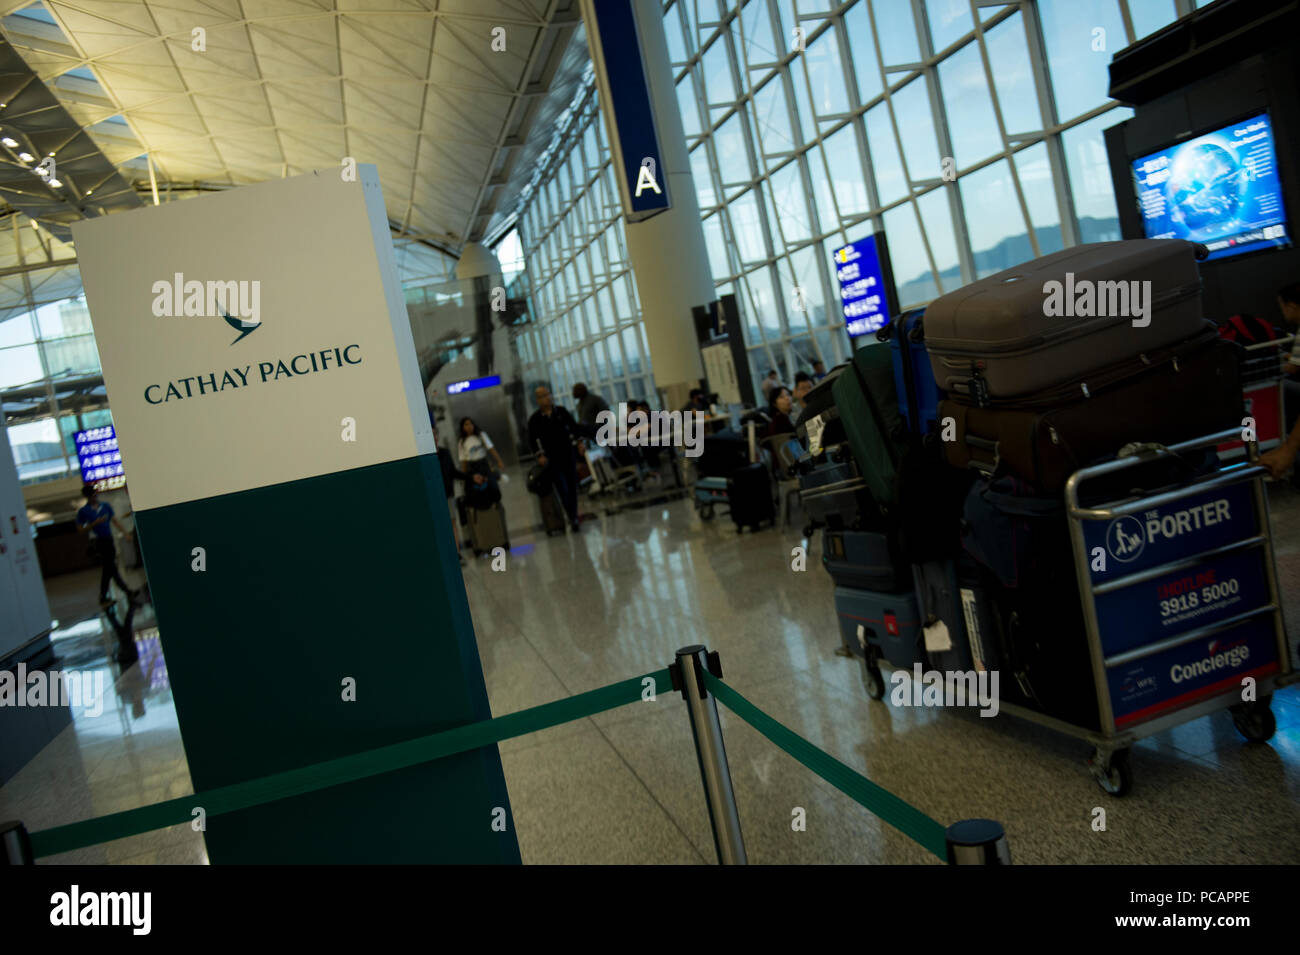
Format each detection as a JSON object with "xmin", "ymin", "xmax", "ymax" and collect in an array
[
  {"xmin": 765, "ymin": 386, "xmax": 796, "ymax": 438},
  {"xmin": 790, "ymin": 373, "xmax": 814, "ymax": 426}
]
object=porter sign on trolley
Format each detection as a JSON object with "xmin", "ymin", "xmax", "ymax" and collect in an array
[{"xmin": 71, "ymin": 167, "xmax": 518, "ymax": 864}]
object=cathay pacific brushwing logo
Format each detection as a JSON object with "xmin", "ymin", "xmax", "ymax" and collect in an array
[
  {"xmin": 151, "ymin": 273, "xmax": 261, "ymax": 344},
  {"xmin": 223, "ymin": 310, "xmax": 259, "ymax": 344}
]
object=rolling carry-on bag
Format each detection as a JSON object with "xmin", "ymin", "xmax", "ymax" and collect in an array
[
  {"xmin": 727, "ymin": 462, "xmax": 775, "ymax": 531},
  {"xmin": 831, "ymin": 344, "xmax": 906, "ymax": 510},
  {"xmin": 834, "ymin": 586, "xmax": 924, "ymax": 670},
  {"xmin": 939, "ymin": 333, "xmax": 1242, "ymax": 491},
  {"xmin": 468, "ymin": 502, "xmax": 509, "ymax": 555},
  {"xmin": 538, "ymin": 487, "xmax": 567, "ymax": 535},
  {"xmin": 925, "ymin": 239, "xmax": 1207, "ymax": 402},
  {"xmin": 695, "ymin": 430, "xmax": 751, "ymax": 478},
  {"xmin": 822, "ymin": 528, "xmax": 910, "ymax": 592}
]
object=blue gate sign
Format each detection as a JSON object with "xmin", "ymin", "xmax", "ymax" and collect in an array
[
  {"xmin": 1083, "ymin": 481, "xmax": 1257, "ymax": 582},
  {"xmin": 1108, "ymin": 616, "xmax": 1278, "ymax": 728},
  {"xmin": 590, "ymin": 0, "xmax": 670, "ymax": 222}
]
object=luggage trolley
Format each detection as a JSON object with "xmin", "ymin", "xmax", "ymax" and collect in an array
[
  {"xmin": 1048, "ymin": 428, "xmax": 1296, "ymax": 796},
  {"xmin": 1217, "ymin": 332, "xmax": 1295, "ymax": 461}
]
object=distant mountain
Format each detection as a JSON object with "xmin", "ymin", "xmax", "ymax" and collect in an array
[{"xmin": 895, "ymin": 217, "xmax": 1120, "ymax": 307}]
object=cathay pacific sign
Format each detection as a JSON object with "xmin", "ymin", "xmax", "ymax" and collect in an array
[
  {"xmin": 143, "ymin": 345, "xmax": 363, "ymax": 405},
  {"xmin": 151, "ymin": 273, "xmax": 261, "ymax": 344}
]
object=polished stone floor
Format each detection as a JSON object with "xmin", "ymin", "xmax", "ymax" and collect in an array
[{"xmin": 5, "ymin": 469, "xmax": 1299, "ymax": 865}]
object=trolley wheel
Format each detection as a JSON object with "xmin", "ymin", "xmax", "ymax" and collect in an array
[
  {"xmin": 1089, "ymin": 747, "xmax": 1132, "ymax": 798},
  {"xmin": 699, "ymin": 504, "xmax": 714, "ymax": 521},
  {"xmin": 862, "ymin": 662, "xmax": 885, "ymax": 701},
  {"xmin": 1230, "ymin": 702, "xmax": 1276, "ymax": 743}
]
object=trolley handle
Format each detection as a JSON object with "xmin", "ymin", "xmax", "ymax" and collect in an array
[
  {"xmin": 1064, "ymin": 427, "xmax": 1266, "ymax": 520},
  {"xmin": 1068, "ymin": 464, "xmax": 1267, "ymax": 521}
]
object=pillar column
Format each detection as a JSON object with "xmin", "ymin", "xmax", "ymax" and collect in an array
[{"xmin": 580, "ymin": 0, "xmax": 714, "ymax": 410}]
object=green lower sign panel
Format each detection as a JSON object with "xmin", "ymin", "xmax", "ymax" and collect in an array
[{"xmin": 134, "ymin": 453, "xmax": 519, "ymax": 864}]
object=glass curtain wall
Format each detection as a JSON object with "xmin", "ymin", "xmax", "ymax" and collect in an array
[
  {"xmin": 1, "ymin": 295, "xmax": 112, "ymax": 484},
  {"xmin": 517, "ymin": 0, "xmax": 1181, "ymax": 395},
  {"xmin": 515, "ymin": 81, "xmax": 659, "ymax": 410}
]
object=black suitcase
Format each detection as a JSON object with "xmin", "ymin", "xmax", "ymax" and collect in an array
[
  {"xmin": 940, "ymin": 331, "xmax": 1242, "ymax": 491},
  {"xmin": 696, "ymin": 430, "xmax": 751, "ymax": 478},
  {"xmin": 727, "ymin": 462, "xmax": 775, "ymax": 532},
  {"xmin": 538, "ymin": 488, "xmax": 566, "ymax": 535},
  {"xmin": 822, "ymin": 529, "xmax": 910, "ymax": 592},
  {"xmin": 912, "ymin": 559, "xmax": 975, "ymax": 674},
  {"xmin": 960, "ymin": 477, "xmax": 1100, "ymax": 728}
]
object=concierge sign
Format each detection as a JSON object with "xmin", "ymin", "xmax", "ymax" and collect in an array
[{"xmin": 834, "ymin": 231, "xmax": 899, "ymax": 338}]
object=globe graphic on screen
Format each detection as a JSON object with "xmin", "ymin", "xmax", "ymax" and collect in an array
[{"xmin": 1167, "ymin": 142, "xmax": 1247, "ymax": 234}]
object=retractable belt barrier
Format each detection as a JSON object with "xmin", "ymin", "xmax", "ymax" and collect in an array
[{"xmin": 4, "ymin": 649, "xmax": 1009, "ymax": 865}]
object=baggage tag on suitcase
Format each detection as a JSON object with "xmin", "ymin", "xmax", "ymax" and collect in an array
[
  {"xmin": 923, "ymin": 619, "xmax": 953, "ymax": 653},
  {"xmin": 805, "ymin": 413, "xmax": 827, "ymax": 456}
]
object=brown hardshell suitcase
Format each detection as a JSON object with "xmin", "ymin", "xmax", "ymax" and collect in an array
[
  {"xmin": 939, "ymin": 334, "xmax": 1242, "ymax": 490},
  {"xmin": 925, "ymin": 239, "xmax": 1207, "ymax": 401}
]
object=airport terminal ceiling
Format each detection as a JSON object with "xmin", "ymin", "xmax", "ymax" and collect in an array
[{"xmin": 0, "ymin": 0, "xmax": 588, "ymax": 316}]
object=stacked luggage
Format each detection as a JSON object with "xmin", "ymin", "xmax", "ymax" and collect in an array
[{"xmin": 819, "ymin": 239, "xmax": 1244, "ymax": 728}]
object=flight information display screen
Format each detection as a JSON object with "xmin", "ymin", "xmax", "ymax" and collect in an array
[
  {"xmin": 833, "ymin": 233, "xmax": 894, "ymax": 337},
  {"xmin": 1131, "ymin": 112, "xmax": 1290, "ymax": 261},
  {"xmin": 76, "ymin": 425, "xmax": 125, "ymax": 490}
]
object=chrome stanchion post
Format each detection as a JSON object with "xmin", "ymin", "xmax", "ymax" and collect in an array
[
  {"xmin": 945, "ymin": 819, "xmax": 1011, "ymax": 865},
  {"xmin": 1, "ymin": 821, "xmax": 34, "ymax": 864},
  {"xmin": 671, "ymin": 645, "xmax": 747, "ymax": 865}
]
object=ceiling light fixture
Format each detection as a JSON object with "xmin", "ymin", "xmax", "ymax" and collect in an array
[
  {"xmin": 1, "ymin": 137, "xmax": 16, "ymax": 147},
  {"xmin": 48, "ymin": 178, "xmax": 62, "ymax": 187},
  {"xmin": 18, "ymin": 151, "xmax": 34, "ymax": 162}
]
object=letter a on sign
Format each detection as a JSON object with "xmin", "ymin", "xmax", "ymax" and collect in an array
[{"xmin": 634, "ymin": 159, "xmax": 661, "ymax": 198}]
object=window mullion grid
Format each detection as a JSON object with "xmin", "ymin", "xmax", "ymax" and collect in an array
[
  {"xmin": 969, "ymin": 1, "xmax": 1042, "ymax": 260},
  {"xmin": 908, "ymin": 0, "xmax": 972, "ymax": 291},
  {"xmin": 1021, "ymin": 0, "xmax": 1081, "ymax": 247}
]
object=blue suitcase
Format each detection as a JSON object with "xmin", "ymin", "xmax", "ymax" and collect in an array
[
  {"xmin": 822, "ymin": 529, "xmax": 909, "ymax": 592},
  {"xmin": 833, "ymin": 586, "xmax": 923, "ymax": 670},
  {"xmin": 882, "ymin": 307, "xmax": 942, "ymax": 438}
]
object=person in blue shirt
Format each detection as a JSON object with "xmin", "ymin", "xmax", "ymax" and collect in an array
[{"xmin": 76, "ymin": 484, "xmax": 136, "ymax": 606}]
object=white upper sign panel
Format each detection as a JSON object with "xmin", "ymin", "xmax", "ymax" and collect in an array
[{"xmin": 72, "ymin": 165, "xmax": 433, "ymax": 511}]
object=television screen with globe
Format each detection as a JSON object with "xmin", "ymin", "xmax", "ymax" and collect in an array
[{"xmin": 1131, "ymin": 112, "xmax": 1290, "ymax": 262}]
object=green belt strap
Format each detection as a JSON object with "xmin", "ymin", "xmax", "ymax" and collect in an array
[
  {"xmin": 28, "ymin": 668, "xmax": 675, "ymax": 859},
  {"xmin": 703, "ymin": 671, "xmax": 948, "ymax": 859}
]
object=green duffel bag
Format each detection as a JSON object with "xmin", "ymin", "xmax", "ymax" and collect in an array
[{"xmin": 831, "ymin": 343, "xmax": 906, "ymax": 509}]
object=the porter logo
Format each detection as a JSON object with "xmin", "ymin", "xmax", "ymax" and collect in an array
[
  {"xmin": 1105, "ymin": 515, "xmax": 1146, "ymax": 563},
  {"xmin": 151, "ymin": 273, "xmax": 262, "ymax": 344}
]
